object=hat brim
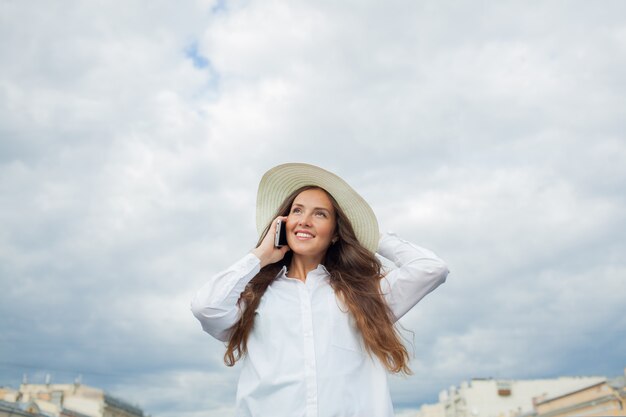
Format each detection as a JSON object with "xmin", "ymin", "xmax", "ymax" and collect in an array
[{"xmin": 256, "ymin": 163, "xmax": 379, "ymax": 253}]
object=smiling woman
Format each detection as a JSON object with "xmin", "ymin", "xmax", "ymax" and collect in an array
[
  {"xmin": 190, "ymin": 163, "xmax": 450, "ymax": 417},
  {"xmin": 283, "ymin": 188, "xmax": 337, "ymax": 267}
]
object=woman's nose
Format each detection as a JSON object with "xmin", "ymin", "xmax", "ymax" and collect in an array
[{"xmin": 298, "ymin": 213, "xmax": 313, "ymax": 226}]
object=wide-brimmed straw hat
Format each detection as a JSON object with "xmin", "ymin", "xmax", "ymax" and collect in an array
[{"xmin": 256, "ymin": 163, "xmax": 379, "ymax": 253}]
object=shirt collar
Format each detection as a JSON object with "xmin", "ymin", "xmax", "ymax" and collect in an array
[
  {"xmin": 277, "ymin": 263, "xmax": 330, "ymax": 280},
  {"xmin": 317, "ymin": 264, "xmax": 330, "ymax": 275}
]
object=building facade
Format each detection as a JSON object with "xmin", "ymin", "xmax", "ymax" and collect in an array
[
  {"xmin": 534, "ymin": 374, "xmax": 626, "ymax": 417},
  {"xmin": 417, "ymin": 376, "xmax": 606, "ymax": 417},
  {"xmin": 0, "ymin": 383, "xmax": 144, "ymax": 417}
]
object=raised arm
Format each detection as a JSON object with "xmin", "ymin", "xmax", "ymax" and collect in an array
[
  {"xmin": 190, "ymin": 254, "xmax": 261, "ymax": 341},
  {"xmin": 377, "ymin": 232, "xmax": 449, "ymax": 322},
  {"xmin": 191, "ymin": 217, "xmax": 290, "ymax": 341}
]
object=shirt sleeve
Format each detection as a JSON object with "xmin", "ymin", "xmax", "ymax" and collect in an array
[
  {"xmin": 377, "ymin": 232, "xmax": 449, "ymax": 322},
  {"xmin": 190, "ymin": 253, "xmax": 261, "ymax": 342}
]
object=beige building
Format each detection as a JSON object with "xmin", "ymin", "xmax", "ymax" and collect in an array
[
  {"xmin": 416, "ymin": 376, "xmax": 606, "ymax": 417},
  {"xmin": 418, "ymin": 402, "xmax": 446, "ymax": 417},
  {"xmin": 534, "ymin": 373, "xmax": 626, "ymax": 417},
  {"xmin": 1, "ymin": 399, "xmax": 48, "ymax": 417},
  {"xmin": 0, "ymin": 382, "xmax": 144, "ymax": 417}
]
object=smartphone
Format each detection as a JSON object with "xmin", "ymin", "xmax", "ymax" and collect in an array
[{"xmin": 274, "ymin": 219, "xmax": 288, "ymax": 247}]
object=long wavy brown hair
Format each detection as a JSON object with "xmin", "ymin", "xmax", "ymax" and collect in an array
[{"xmin": 224, "ymin": 185, "xmax": 412, "ymax": 374}]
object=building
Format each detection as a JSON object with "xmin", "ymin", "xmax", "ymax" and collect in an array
[
  {"xmin": 0, "ymin": 399, "xmax": 48, "ymax": 417},
  {"xmin": 418, "ymin": 402, "xmax": 446, "ymax": 417},
  {"xmin": 534, "ymin": 372, "xmax": 626, "ymax": 417},
  {"xmin": 417, "ymin": 376, "xmax": 606, "ymax": 417},
  {"xmin": 0, "ymin": 382, "xmax": 144, "ymax": 417}
]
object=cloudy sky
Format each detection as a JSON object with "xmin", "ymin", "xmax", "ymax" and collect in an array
[{"xmin": 1, "ymin": 1, "xmax": 625, "ymax": 416}]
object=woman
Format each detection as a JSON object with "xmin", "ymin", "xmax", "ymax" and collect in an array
[{"xmin": 191, "ymin": 163, "xmax": 449, "ymax": 417}]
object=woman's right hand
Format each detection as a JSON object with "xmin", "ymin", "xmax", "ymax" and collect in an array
[{"xmin": 251, "ymin": 216, "xmax": 291, "ymax": 268}]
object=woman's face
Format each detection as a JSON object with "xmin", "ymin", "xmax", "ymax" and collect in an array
[{"xmin": 285, "ymin": 188, "xmax": 337, "ymax": 260}]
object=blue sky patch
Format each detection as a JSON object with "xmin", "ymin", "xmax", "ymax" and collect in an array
[{"xmin": 185, "ymin": 41, "xmax": 210, "ymax": 69}]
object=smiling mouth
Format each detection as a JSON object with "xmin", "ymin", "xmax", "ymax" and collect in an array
[{"xmin": 295, "ymin": 232, "xmax": 314, "ymax": 239}]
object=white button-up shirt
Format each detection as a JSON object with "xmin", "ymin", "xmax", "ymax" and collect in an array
[{"xmin": 191, "ymin": 232, "xmax": 449, "ymax": 417}]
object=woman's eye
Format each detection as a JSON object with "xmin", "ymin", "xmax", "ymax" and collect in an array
[
  {"xmin": 292, "ymin": 207, "xmax": 301, "ymax": 214},
  {"xmin": 315, "ymin": 211, "xmax": 327, "ymax": 217}
]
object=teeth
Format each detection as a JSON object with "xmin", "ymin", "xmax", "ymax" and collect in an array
[{"xmin": 296, "ymin": 232, "xmax": 313, "ymax": 238}]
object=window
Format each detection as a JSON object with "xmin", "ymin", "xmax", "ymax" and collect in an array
[{"xmin": 497, "ymin": 381, "xmax": 512, "ymax": 396}]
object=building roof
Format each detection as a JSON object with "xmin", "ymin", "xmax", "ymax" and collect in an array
[
  {"xmin": 104, "ymin": 393, "xmax": 144, "ymax": 416},
  {"xmin": 61, "ymin": 407, "xmax": 94, "ymax": 417},
  {"xmin": 535, "ymin": 379, "xmax": 608, "ymax": 405},
  {"xmin": 534, "ymin": 375, "xmax": 626, "ymax": 406}
]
